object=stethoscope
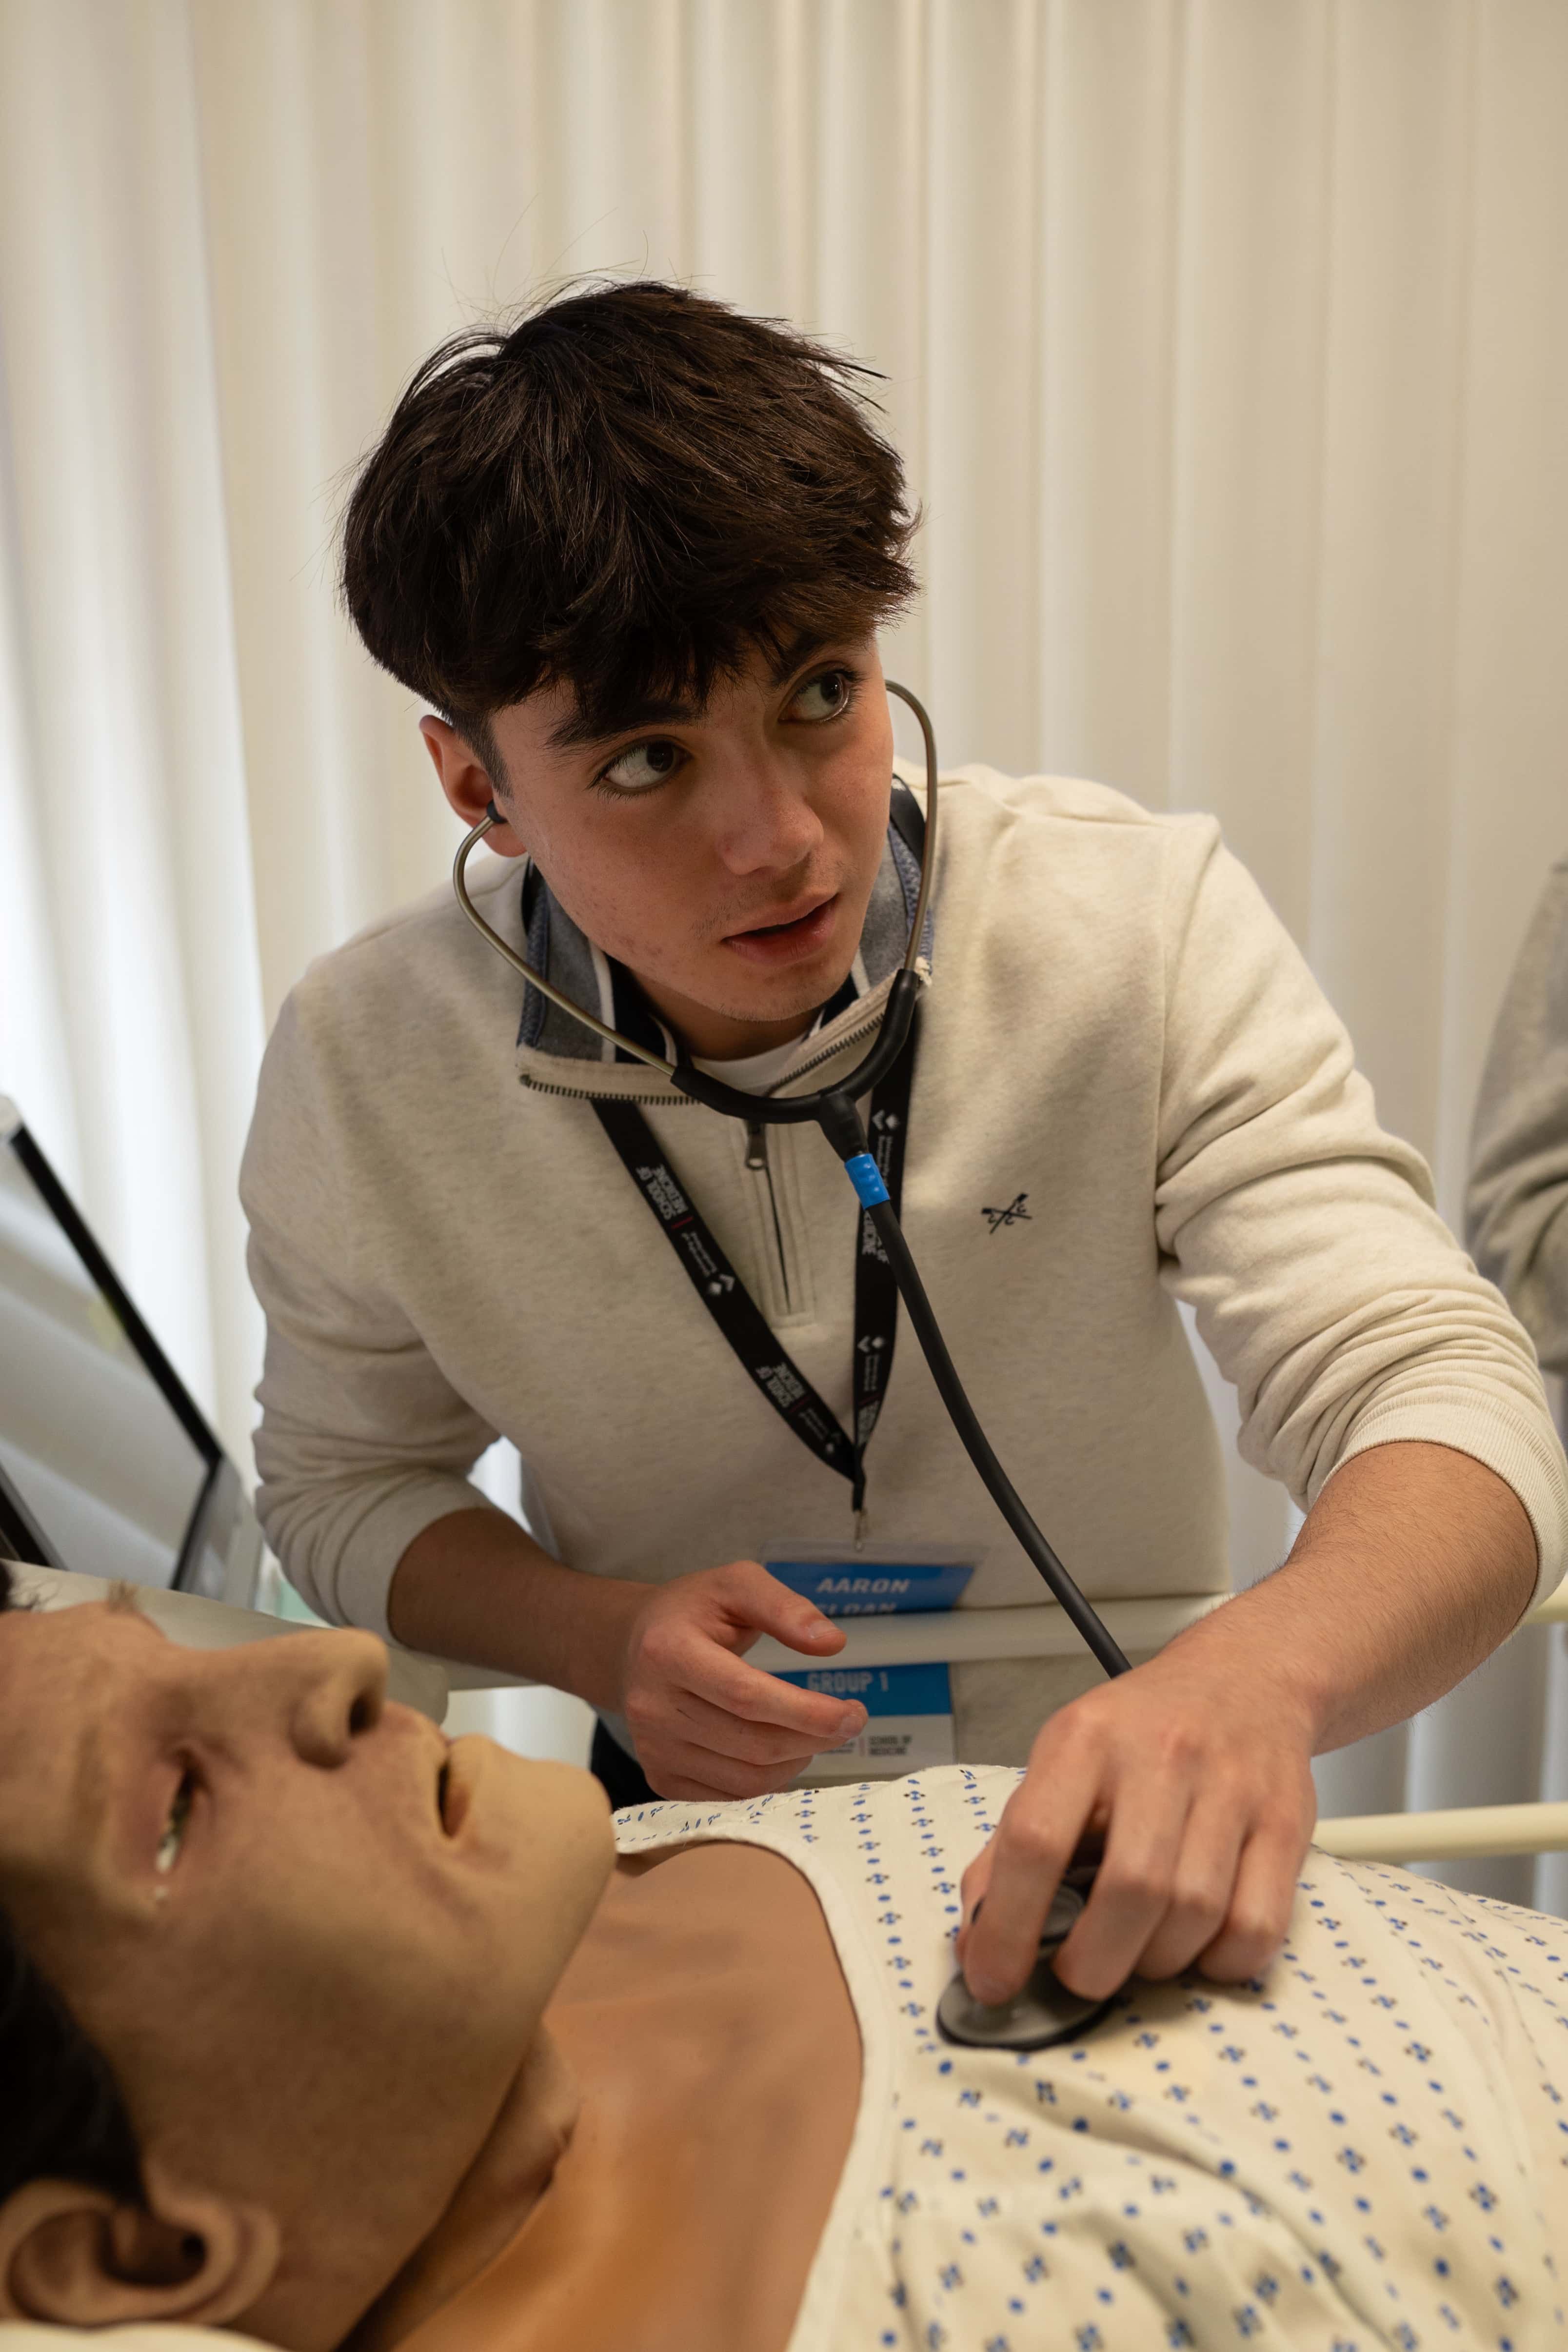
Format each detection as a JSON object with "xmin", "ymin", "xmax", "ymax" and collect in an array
[{"xmin": 453, "ymin": 680, "xmax": 1131, "ymax": 2048}]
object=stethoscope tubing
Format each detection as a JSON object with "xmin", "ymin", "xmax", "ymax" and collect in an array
[
  {"xmin": 864, "ymin": 1194, "xmax": 1131, "ymax": 1678},
  {"xmin": 451, "ymin": 681, "xmax": 1131, "ymax": 1680}
]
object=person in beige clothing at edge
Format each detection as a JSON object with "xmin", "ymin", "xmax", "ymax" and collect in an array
[
  {"xmin": 1468, "ymin": 853, "xmax": 1568, "ymax": 1386},
  {"xmin": 240, "ymin": 279, "xmax": 1567, "ymax": 2019}
]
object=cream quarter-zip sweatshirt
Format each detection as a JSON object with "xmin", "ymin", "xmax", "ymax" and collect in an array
[{"xmin": 241, "ymin": 769, "xmax": 1568, "ymax": 1762}]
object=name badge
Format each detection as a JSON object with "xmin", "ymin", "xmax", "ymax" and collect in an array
[{"xmin": 766, "ymin": 1547, "xmax": 977, "ymax": 1781}]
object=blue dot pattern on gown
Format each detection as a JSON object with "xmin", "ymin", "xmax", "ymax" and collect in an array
[{"xmin": 613, "ymin": 1764, "xmax": 1568, "ymax": 2351}]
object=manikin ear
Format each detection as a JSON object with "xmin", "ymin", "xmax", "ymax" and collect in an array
[
  {"xmin": 0, "ymin": 2154, "xmax": 280, "ymax": 2330},
  {"xmin": 419, "ymin": 715, "xmax": 527, "ymax": 857}
]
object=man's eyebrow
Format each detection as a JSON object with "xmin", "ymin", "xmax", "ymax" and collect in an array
[
  {"xmin": 544, "ymin": 636, "xmax": 837, "ymax": 755},
  {"xmin": 546, "ymin": 692, "xmax": 702, "ymax": 754},
  {"xmin": 766, "ymin": 631, "xmax": 830, "ymax": 686}
]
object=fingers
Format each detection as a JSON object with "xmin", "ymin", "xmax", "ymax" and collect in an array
[
  {"xmin": 1198, "ymin": 1807, "xmax": 1314, "ymax": 1983},
  {"xmin": 1055, "ymin": 1791, "xmax": 1236, "ymax": 1998},
  {"xmin": 714, "ymin": 1560, "xmax": 849, "ymax": 1660},
  {"xmin": 1121, "ymin": 1799, "xmax": 1245, "ymax": 1982},
  {"xmin": 958, "ymin": 1747, "xmax": 1103, "ymax": 2004},
  {"xmin": 622, "ymin": 1564, "xmax": 867, "ymax": 1794},
  {"xmin": 1054, "ymin": 1776, "xmax": 1310, "ymax": 1998},
  {"xmin": 639, "ymin": 1733, "xmax": 813, "ymax": 1802},
  {"xmin": 953, "ymin": 1663, "xmax": 1318, "ymax": 2008},
  {"xmin": 638, "ymin": 1636, "xmax": 863, "ymax": 1743},
  {"xmin": 665, "ymin": 1683, "xmax": 856, "ymax": 1770},
  {"xmin": 954, "ymin": 1846, "xmax": 995, "ymax": 1956},
  {"xmin": 634, "ymin": 1616, "xmax": 861, "ymax": 1747}
]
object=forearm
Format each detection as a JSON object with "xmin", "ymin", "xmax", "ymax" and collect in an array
[
  {"xmin": 1166, "ymin": 1440, "xmax": 1538, "ymax": 1755},
  {"xmin": 387, "ymin": 1509, "xmax": 644, "ymax": 1713}
]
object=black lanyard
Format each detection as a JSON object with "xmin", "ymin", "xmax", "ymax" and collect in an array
[{"xmin": 592, "ymin": 1008, "xmax": 918, "ymax": 1519}]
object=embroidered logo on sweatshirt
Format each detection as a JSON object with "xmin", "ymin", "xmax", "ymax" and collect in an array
[{"xmin": 981, "ymin": 1192, "xmax": 1032, "ymax": 1234}]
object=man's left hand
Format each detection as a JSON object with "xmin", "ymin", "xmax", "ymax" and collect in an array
[
  {"xmin": 959, "ymin": 1443, "xmax": 1540, "ymax": 2006},
  {"xmin": 956, "ymin": 1645, "xmax": 1319, "ymax": 2005}
]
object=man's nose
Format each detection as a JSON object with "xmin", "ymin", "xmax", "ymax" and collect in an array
[
  {"xmin": 710, "ymin": 755, "xmax": 825, "ymax": 876},
  {"xmin": 224, "ymin": 1627, "xmax": 390, "ymax": 1767}
]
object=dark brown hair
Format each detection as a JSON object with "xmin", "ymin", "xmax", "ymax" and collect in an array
[
  {"xmin": 340, "ymin": 279, "xmax": 919, "ymax": 776},
  {"xmin": 0, "ymin": 1564, "xmax": 147, "ymax": 2211}
]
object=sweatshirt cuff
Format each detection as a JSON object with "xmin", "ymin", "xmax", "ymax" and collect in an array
[
  {"xmin": 303, "ymin": 1474, "xmax": 508, "ymax": 1640},
  {"xmin": 1327, "ymin": 1388, "xmax": 1568, "ymax": 1613}
]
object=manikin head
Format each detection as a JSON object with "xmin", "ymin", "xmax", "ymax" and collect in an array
[
  {"xmin": 0, "ymin": 1569, "xmax": 614, "ymax": 2347},
  {"xmin": 341, "ymin": 280, "xmax": 919, "ymax": 1058}
]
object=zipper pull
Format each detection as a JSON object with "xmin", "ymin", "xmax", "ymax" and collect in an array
[{"xmin": 745, "ymin": 1120, "xmax": 767, "ymax": 1171}]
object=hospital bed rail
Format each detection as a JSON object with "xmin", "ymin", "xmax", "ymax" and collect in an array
[
  {"xmin": 448, "ymin": 1583, "xmax": 1568, "ymax": 1867},
  {"xmin": 756, "ymin": 1579, "xmax": 1568, "ymax": 1869},
  {"xmin": 742, "ymin": 1575, "xmax": 1568, "ymax": 1673}
]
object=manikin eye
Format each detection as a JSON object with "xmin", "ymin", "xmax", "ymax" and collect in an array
[{"xmin": 156, "ymin": 1772, "xmax": 196, "ymax": 1875}]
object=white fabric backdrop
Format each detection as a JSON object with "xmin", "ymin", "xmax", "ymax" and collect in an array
[{"xmin": 2, "ymin": 0, "xmax": 1566, "ymax": 1893}]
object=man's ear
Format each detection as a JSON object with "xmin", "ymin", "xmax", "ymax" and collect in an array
[
  {"xmin": 0, "ymin": 2156, "xmax": 280, "ymax": 2329},
  {"xmin": 419, "ymin": 715, "xmax": 527, "ymax": 858}
]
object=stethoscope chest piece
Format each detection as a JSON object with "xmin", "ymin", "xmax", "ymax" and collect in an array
[{"xmin": 935, "ymin": 1883, "xmax": 1119, "ymax": 2052}]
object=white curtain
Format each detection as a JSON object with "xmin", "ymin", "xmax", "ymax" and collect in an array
[{"xmin": 2, "ymin": 0, "xmax": 1566, "ymax": 1888}]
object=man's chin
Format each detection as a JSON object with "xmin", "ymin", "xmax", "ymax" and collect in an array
[
  {"xmin": 703, "ymin": 947, "xmax": 860, "ymax": 1027},
  {"xmin": 632, "ymin": 967, "xmax": 851, "ymax": 1057}
]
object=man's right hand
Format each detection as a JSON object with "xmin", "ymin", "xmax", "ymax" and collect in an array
[
  {"xmin": 389, "ymin": 1515, "xmax": 865, "ymax": 1800},
  {"xmin": 615, "ymin": 1559, "xmax": 866, "ymax": 1799}
]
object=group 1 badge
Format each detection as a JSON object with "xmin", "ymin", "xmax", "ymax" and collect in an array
[{"xmin": 765, "ymin": 1547, "xmax": 978, "ymax": 1782}]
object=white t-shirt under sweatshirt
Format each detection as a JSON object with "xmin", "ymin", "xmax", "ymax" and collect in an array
[{"xmin": 240, "ymin": 770, "xmax": 1568, "ymax": 1760}]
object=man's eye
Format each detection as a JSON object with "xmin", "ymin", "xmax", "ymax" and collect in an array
[
  {"xmin": 791, "ymin": 669, "xmax": 857, "ymax": 723},
  {"xmin": 595, "ymin": 739, "xmax": 685, "ymax": 796},
  {"xmin": 156, "ymin": 1771, "xmax": 196, "ymax": 1875}
]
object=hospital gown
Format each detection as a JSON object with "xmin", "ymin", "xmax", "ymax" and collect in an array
[{"xmin": 615, "ymin": 1764, "xmax": 1568, "ymax": 2351}]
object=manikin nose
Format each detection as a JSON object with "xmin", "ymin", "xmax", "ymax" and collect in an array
[{"xmin": 270, "ymin": 1629, "xmax": 389, "ymax": 1767}]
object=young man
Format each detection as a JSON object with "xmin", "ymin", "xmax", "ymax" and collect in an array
[
  {"xmin": 3, "ymin": 1585, "xmax": 1566, "ymax": 2350},
  {"xmin": 241, "ymin": 280, "xmax": 1565, "ymax": 2015}
]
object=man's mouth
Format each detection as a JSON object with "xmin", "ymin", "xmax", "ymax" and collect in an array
[{"xmin": 723, "ymin": 894, "xmax": 839, "ymax": 965}]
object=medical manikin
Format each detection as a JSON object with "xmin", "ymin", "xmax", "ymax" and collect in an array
[{"xmin": 1, "ymin": 1586, "xmax": 1565, "ymax": 2352}]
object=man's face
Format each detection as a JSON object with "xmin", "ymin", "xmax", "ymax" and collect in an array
[
  {"xmin": 440, "ymin": 634, "xmax": 897, "ymax": 1057},
  {"xmin": 0, "ymin": 1602, "xmax": 614, "ymax": 2255}
]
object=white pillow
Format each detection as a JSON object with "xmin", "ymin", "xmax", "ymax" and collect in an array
[
  {"xmin": 10, "ymin": 1565, "xmax": 449, "ymax": 1722},
  {"xmin": 0, "ymin": 2328, "xmax": 272, "ymax": 2347}
]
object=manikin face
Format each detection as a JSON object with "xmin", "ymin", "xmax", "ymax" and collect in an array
[
  {"xmin": 0, "ymin": 1599, "xmax": 614, "ymax": 2343},
  {"xmin": 422, "ymin": 634, "xmax": 898, "ymax": 1058}
]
